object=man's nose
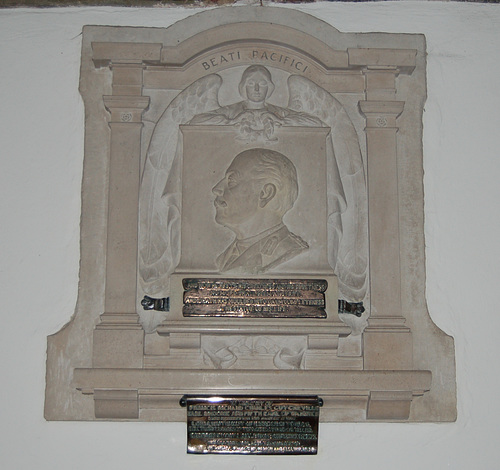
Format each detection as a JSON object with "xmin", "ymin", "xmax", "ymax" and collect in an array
[
  {"xmin": 212, "ymin": 179, "xmax": 224, "ymax": 196},
  {"xmin": 254, "ymin": 83, "xmax": 260, "ymax": 92}
]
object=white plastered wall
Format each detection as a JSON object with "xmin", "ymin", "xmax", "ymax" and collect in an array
[{"xmin": 1, "ymin": 2, "xmax": 499, "ymax": 469}]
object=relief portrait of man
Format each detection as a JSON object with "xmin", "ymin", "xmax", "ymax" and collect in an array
[{"xmin": 212, "ymin": 148, "xmax": 308, "ymax": 273}]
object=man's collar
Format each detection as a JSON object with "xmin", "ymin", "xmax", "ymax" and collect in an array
[{"xmin": 235, "ymin": 223, "xmax": 284, "ymax": 249}]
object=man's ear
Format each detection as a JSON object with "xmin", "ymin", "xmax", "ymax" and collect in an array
[{"xmin": 259, "ymin": 183, "xmax": 276, "ymax": 208}]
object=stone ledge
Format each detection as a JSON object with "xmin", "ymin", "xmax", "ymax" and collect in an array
[
  {"xmin": 73, "ymin": 368, "xmax": 431, "ymax": 421},
  {"xmin": 74, "ymin": 368, "xmax": 431, "ymax": 395}
]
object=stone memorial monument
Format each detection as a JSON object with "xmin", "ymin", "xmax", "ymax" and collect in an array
[{"xmin": 45, "ymin": 6, "xmax": 456, "ymax": 424}]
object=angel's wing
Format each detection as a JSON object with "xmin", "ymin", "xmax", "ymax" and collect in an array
[
  {"xmin": 139, "ymin": 74, "xmax": 222, "ymax": 297},
  {"xmin": 288, "ymin": 75, "xmax": 368, "ymax": 301}
]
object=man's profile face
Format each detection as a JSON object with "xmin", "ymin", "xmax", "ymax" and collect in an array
[
  {"xmin": 212, "ymin": 155, "xmax": 263, "ymax": 231},
  {"xmin": 243, "ymin": 71, "xmax": 269, "ymax": 103}
]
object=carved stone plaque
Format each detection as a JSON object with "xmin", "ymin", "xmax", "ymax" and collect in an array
[
  {"xmin": 183, "ymin": 396, "xmax": 321, "ymax": 454},
  {"xmin": 45, "ymin": 6, "xmax": 456, "ymax": 424}
]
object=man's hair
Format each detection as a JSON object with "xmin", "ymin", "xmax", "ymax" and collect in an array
[
  {"xmin": 236, "ymin": 148, "xmax": 298, "ymax": 214},
  {"xmin": 238, "ymin": 65, "xmax": 275, "ymax": 100}
]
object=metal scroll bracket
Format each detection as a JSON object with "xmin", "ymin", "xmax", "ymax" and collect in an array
[
  {"xmin": 338, "ymin": 299, "xmax": 365, "ymax": 317},
  {"xmin": 141, "ymin": 295, "xmax": 170, "ymax": 312}
]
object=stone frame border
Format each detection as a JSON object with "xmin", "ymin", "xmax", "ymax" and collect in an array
[{"xmin": 45, "ymin": 6, "xmax": 456, "ymax": 422}]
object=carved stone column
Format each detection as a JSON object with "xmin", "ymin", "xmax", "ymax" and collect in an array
[
  {"xmin": 93, "ymin": 62, "xmax": 149, "ymax": 369},
  {"xmin": 359, "ymin": 67, "xmax": 412, "ymax": 370}
]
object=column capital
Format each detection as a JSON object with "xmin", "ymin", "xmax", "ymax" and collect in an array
[
  {"xmin": 103, "ymin": 95, "xmax": 150, "ymax": 123},
  {"xmin": 359, "ymin": 100, "xmax": 405, "ymax": 128}
]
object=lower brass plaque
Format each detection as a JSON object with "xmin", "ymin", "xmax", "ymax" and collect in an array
[
  {"xmin": 181, "ymin": 395, "xmax": 322, "ymax": 455},
  {"xmin": 182, "ymin": 278, "xmax": 327, "ymax": 318}
]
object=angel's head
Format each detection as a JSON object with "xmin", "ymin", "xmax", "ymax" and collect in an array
[{"xmin": 238, "ymin": 65, "xmax": 275, "ymax": 105}]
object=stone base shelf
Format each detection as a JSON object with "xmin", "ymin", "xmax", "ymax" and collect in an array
[{"xmin": 74, "ymin": 369, "xmax": 431, "ymax": 421}]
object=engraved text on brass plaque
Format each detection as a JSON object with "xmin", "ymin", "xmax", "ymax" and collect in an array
[
  {"xmin": 182, "ymin": 279, "xmax": 327, "ymax": 318},
  {"xmin": 182, "ymin": 396, "xmax": 321, "ymax": 454}
]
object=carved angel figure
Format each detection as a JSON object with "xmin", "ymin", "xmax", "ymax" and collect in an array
[
  {"xmin": 139, "ymin": 65, "xmax": 368, "ymax": 311},
  {"xmin": 189, "ymin": 65, "xmax": 323, "ymax": 142}
]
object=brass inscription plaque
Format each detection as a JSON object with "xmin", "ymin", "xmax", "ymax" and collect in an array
[
  {"xmin": 182, "ymin": 396, "xmax": 321, "ymax": 454},
  {"xmin": 182, "ymin": 279, "xmax": 327, "ymax": 318}
]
